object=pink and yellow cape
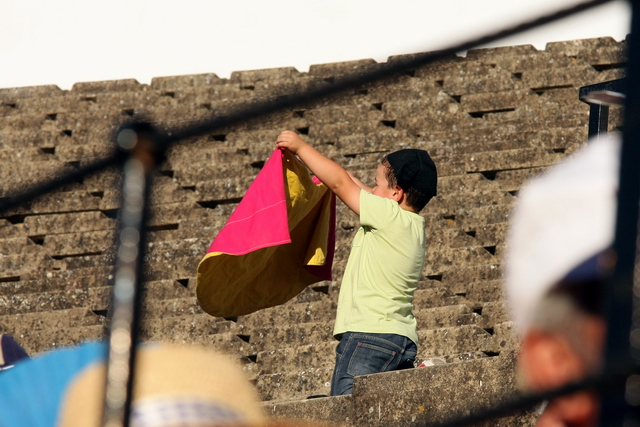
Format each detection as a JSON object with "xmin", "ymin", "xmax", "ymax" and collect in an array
[{"xmin": 196, "ymin": 149, "xmax": 336, "ymax": 317}]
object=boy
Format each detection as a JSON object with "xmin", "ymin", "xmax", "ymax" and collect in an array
[{"xmin": 275, "ymin": 130, "xmax": 437, "ymax": 396}]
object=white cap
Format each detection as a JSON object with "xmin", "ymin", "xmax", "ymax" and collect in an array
[{"xmin": 504, "ymin": 133, "xmax": 620, "ymax": 334}]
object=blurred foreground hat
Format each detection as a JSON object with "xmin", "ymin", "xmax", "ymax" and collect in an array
[
  {"xmin": 386, "ymin": 149, "xmax": 437, "ymax": 198},
  {"xmin": 505, "ymin": 133, "xmax": 620, "ymax": 334},
  {"xmin": 60, "ymin": 343, "xmax": 337, "ymax": 427},
  {"xmin": 60, "ymin": 344, "xmax": 266, "ymax": 427},
  {"xmin": 0, "ymin": 341, "xmax": 337, "ymax": 427}
]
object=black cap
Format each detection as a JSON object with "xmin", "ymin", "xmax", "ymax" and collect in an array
[{"xmin": 386, "ymin": 149, "xmax": 437, "ymax": 198}]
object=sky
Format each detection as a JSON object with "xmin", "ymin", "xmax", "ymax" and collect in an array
[{"xmin": 0, "ymin": 0, "xmax": 631, "ymax": 90}]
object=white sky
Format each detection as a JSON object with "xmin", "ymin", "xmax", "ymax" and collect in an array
[{"xmin": 0, "ymin": 0, "xmax": 631, "ymax": 90}]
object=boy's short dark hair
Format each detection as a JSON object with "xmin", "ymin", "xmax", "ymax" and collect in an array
[{"xmin": 382, "ymin": 149, "xmax": 438, "ymax": 211}]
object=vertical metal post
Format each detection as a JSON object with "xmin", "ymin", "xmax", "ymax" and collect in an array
[
  {"xmin": 599, "ymin": 1, "xmax": 640, "ymax": 425},
  {"xmin": 588, "ymin": 103, "xmax": 610, "ymax": 140},
  {"xmin": 102, "ymin": 123, "xmax": 162, "ymax": 427}
]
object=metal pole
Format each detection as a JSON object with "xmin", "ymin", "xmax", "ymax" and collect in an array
[
  {"xmin": 588, "ymin": 103, "xmax": 610, "ymax": 140},
  {"xmin": 599, "ymin": 1, "xmax": 640, "ymax": 424},
  {"xmin": 102, "ymin": 123, "xmax": 162, "ymax": 427}
]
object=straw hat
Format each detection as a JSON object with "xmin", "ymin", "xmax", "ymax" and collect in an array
[{"xmin": 59, "ymin": 343, "xmax": 338, "ymax": 427}]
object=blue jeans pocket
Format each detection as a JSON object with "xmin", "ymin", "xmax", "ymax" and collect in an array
[{"xmin": 347, "ymin": 342, "xmax": 397, "ymax": 377}]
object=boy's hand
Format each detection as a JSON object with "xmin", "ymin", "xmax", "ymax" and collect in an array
[
  {"xmin": 276, "ymin": 130, "xmax": 307, "ymax": 155},
  {"xmin": 275, "ymin": 130, "xmax": 362, "ymax": 215}
]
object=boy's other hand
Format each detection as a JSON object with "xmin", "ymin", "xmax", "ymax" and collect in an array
[{"xmin": 276, "ymin": 130, "xmax": 306, "ymax": 154}]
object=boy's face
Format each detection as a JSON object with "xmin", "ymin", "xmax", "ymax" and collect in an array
[{"xmin": 372, "ymin": 164, "xmax": 397, "ymax": 200}]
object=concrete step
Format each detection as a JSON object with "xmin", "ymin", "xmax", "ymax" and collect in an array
[
  {"xmin": 4, "ymin": 190, "xmax": 102, "ymax": 216},
  {"xmin": 413, "ymin": 287, "xmax": 468, "ymax": 310},
  {"xmin": 139, "ymin": 313, "xmax": 238, "ymax": 342},
  {"xmin": 22, "ymin": 211, "xmax": 116, "ymax": 236},
  {"xmin": 0, "ymin": 307, "xmax": 105, "ymax": 336},
  {"xmin": 247, "ymin": 321, "xmax": 334, "ymax": 353},
  {"xmin": 263, "ymin": 353, "xmax": 537, "ymax": 426},
  {"xmin": 440, "ymin": 263, "xmax": 502, "ymax": 294},
  {"xmin": 141, "ymin": 279, "xmax": 193, "ymax": 300},
  {"xmin": 42, "ymin": 229, "xmax": 116, "ymax": 258},
  {"xmin": 423, "ymin": 245, "xmax": 497, "ymax": 277},
  {"xmin": 414, "ymin": 304, "xmax": 479, "ymax": 329},
  {"xmin": 417, "ymin": 325, "xmax": 493, "ymax": 359},
  {"xmin": 255, "ymin": 341, "xmax": 338, "ymax": 375},
  {"xmin": 16, "ymin": 324, "xmax": 105, "ymax": 355},
  {"xmin": 257, "ymin": 366, "xmax": 334, "ymax": 402},
  {"xmin": 0, "ymin": 286, "xmax": 110, "ymax": 316},
  {"xmin": 141, "ymin": 296, "xmax": 204, "ymax": 318},
  {"xmin": 237, "ymin": 298, "xmax": 336, "ymax": 330},
  {"xmin": 477, "ymin": 302, "xmax": 509, "ymax": 329}
]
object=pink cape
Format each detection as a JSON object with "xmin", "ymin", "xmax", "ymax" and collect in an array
[{"xmin": 196, "ymin": 149, "xmax": 336, "ymax": 317}]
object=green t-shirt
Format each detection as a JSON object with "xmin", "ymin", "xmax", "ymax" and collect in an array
[{"xmin": 333, "ymin": 190, "xmax": 426, "ymax": 344}]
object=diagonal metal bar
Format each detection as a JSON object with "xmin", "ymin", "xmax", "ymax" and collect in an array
[
  {"xmin": 0, "ymin": 0, "xmax": 613, "ymax": 218},
  {"xmin": 425, "ymin": 361, "xmax": 637, "ymax": 427},
  {"xmin": 0, "ymin": 155, "xmax": 123, "ymax": 215},
  {"xmin": 160, "ymin": 0, "xmax": 614, "ymax": 148}
]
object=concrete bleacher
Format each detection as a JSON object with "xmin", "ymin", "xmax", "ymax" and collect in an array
[{"xmin": 0, "ymin": 36, "xmax": 626, "ymax": 426}]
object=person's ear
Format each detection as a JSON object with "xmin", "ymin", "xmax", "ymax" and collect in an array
[
  {"xmin": 392, "ymin": 185, "xmax": 404, "ymax": 203},
  {"xmin": 520, "ymin": 330, "xmax": 585, "ymax": 391}
]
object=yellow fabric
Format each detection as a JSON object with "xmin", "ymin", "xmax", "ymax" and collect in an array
[{"xmin": 196, "ymin": 151, "xmax": 333, "ymax": 317}]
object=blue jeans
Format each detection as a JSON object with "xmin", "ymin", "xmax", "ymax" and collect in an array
[{"xmin": 330, "ymin": 332, "xmax": 417, "ymax": 396}]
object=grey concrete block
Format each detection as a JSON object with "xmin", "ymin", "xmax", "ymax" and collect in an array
[
  {"xmin": 423, "ymin": 245, "xmax": 496, "ymax": 276},
  {"xmin": 0, "ymin": 220, "xmax": 23, "ymax": 238},
  {"xmin": 256, "ymin": 341, "xmax": 338, "ymax": 374},
  {"xmin": 414, "ymin": 287, "xmax": 467, "ymax": 310},
  {"xmin": 248, "ymin": 321, "xmax": 335, "ymax": 353},
  {"xmin": 493, "ymin": 167, "xmax": 547, "ymax": 192},
  {"xmin": 230, "ymin": 67, "xmax": 301, "ymax": 86},
  {"xmin": 237, "ymin": 298, "xmax": 336, "ymax": 330},
  {"xmin": 351, "ymin": 353, "xmax": 533, "ymax": 426},
  {"xmin": 150, "ymin": 73, "xmax": 223, "ymax": 91},
  {"xmin": 42, "ymin": 230, "xmax": 116, "ymax": 257},
  {"xmin": 256, "ymin": 367, "xmax": 334, "ymax": 402},
  {"xmin": 545, "ymin": 37, "xmax": 626, "ymax": 66},
  {"xmin": 140, "ymin": 314, "xmax": 237, "ymax": 342},
  {"xmin": 141, "ymin": 279, "xmax": 193, "ymax": 300},
  {"xmin": 415, "ymin": 304, "xmax": 479, "ymax": 329},
  {"xmin": 0, "ymin": 307, "xmax": 105, "ymax": 337},
  {"xmin": 17, "ymin": 324, "xmax": 106, "ymax": 354},
  {"xmin": 141, "ymin": 296, "xmax": 203, "ymax": 318},
  {"xmin": 442, "ymin": 61, "xmax": 519, "ymax": 96},
  {"xmin": 23, "ymin": 211, "xmax": 116, "ymax": 236},
  {"xmin": 309, "ymin": 59, "xmax": 379, "ymax": 79},
  {"xmin": 465, "ymin": 280, "xmax": 504, "ymax": 305},
  {"xmin": 465, "ymin": 147, "xmax": 565, "ymax": 174},
  {"xmin": 0, "ymin": 253, "xmax": 57, "ymax": 279},
  {"xmin": 0, "ymin": 85, "xmax": 64, "ymax": 102},
  {"xmin": 0, "ymin": 287, "xmax": 94, "ymax": 315},
  {"xmin": 264, "ymin": 395, "xmax": 354, "ymax": 426},
  {"xmin": 11, "ymin": 190, "xmax": 101, "ymax": 215},
  {"xmin": 477, "ymin": 302, "xmax": 510, "ymax": 329},
  {"xmin": 460, "ymin": 90, "xmax": 537, "ymax": 115},
  {"xmin": 417, "ymin": 325, "xmax": 493, "ymax": 357},
  {"xmin": 71, "ymin": 79, "xmax": 143, "ymax": 94},
  {"xmin": 441, "ymin": 264, "xmax": 503, "ymax": 294}
]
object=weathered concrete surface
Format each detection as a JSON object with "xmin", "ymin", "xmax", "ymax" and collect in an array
[
  {"xmin": 0, "ymin": 36, "xmax": 626, "ymax": 425},
  {"xmin": 264, "ymin": 354, "xmax": 538, "ymax": 426}
]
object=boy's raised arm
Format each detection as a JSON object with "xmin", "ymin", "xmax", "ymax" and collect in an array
[
  {"xmin": 347, "ymin": 171, "xmax": 373, "ymax": 193},
  {"xmin": 276, "ymin": 131, "xmax": 362, "ymax": 215}
]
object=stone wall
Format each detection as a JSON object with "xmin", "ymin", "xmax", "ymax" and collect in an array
[{"xmin": 0, "ymin": 36, "xmax": 626, "ymax": 426}]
